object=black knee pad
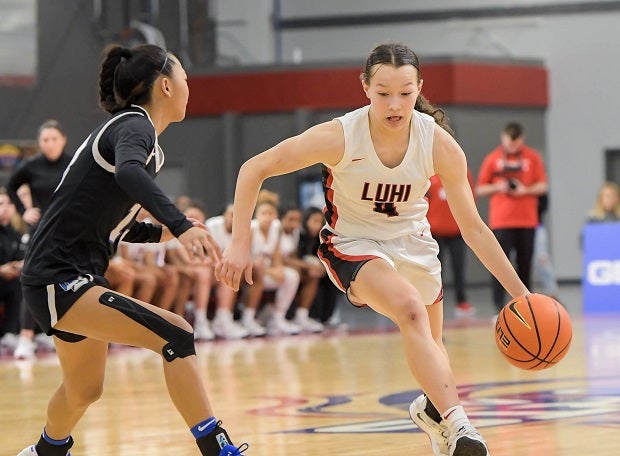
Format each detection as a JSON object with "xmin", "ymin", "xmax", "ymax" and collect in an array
[{"xmin": 99, "ymin": 291, "xmax": 195, "ymax": 361}]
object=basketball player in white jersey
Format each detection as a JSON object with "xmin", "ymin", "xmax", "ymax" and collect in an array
[{"xmin": 217, "ymin": 42, "xmax": 532, "ymax": 456}]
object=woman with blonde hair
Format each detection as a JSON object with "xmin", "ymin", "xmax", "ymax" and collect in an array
[{"xmin": 587, "ymin": 181, "xmax": 620, "ymax": 222}]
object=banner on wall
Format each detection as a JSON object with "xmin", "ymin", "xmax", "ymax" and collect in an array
[{"xmin": 582, "ymin": 222, "xmax": 620, "ymax": 313}]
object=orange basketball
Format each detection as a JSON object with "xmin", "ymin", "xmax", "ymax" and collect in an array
[{"xmin": 494, "ymin": 293, "xmax": 572, "ymax": 370}]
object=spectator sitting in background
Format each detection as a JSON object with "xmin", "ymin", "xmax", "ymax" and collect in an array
[
  {"xmin": 205, "ymin": 203, "xmax": 250, "ymax": 339},
  {"xmin": 297, "ymin": 206, "xmax": 343, "ymax": 327},
  {"xmin": 279, "ymin": 205, "xmax": 324, "ymax": 332},
  {"xmin": 166, "ymin": 199, "xmax": 214, "ymax": 340},
  {"xmin": 587, "ymin": 181, "xmax": 620, "ymax": 223},
  {"xmin": 249, "ymin": 200, "xmax": 301, "ymax": 336},
  {"xmin": 0, "ymin": 188, "xmax": 26, "ymax": 352}
]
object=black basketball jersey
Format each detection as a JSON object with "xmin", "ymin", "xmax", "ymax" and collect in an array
[{"xmin": 21, "ymin": 106, "xmax": 192, "ymax": 286}]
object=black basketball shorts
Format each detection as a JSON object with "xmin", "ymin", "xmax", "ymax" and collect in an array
[{"xmin": 22, "ymin": 274, "xmax": 108, "ymax": 342}]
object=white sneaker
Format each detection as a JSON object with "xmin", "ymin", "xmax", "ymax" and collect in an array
[
  {"xmin": 241, "ymin": 318, "xmax": 267, "ymax": 337},
  {"xmin": 34, "ymin": 333, "xmax": 56, "ymax": 352},
  {"xmin": 1, "ymin": 332, "xmax": 18, "ymax": 349},
  {"xmin": 266, "ymin": 315, "xmax": 301, "ymax": 336},
  {"xmin": 448, "ymin": 425, "xmax": 489, "ymax": 456},
  {"xmin": 193, "ymin": 319, "xmax": 215, "ymax": 341},
  {"xmin": 14, "ymin": 336, "xmax": 36, "ymax": 360},
  {"xmin": 294, "ymin": 314, "xmax": 324, "ymax": 333},
  {"xmin": 409, "ymin": 394, "xmax": 449, "ymax": 456},
  {"xmin": 212, "ymin": 315, "xmax": 249, "ymax": 339}
]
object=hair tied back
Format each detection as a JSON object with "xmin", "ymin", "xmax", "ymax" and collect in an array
[{"xmin": 120, "ymin": 48, "xmax": 132, "ymax": 59}]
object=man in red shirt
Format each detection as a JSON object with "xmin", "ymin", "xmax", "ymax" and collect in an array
[
  {"xmin": 426, "ymin": 171, "xmax": 476, "ymax": 318},
  {"xmin": 476, "ymin": 122, "xmax": 548, "ymax": 314}
]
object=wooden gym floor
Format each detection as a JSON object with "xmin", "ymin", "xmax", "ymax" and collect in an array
[{"xmin": 2, "ymin": 284, "xmax": 620, "ymax": 455}]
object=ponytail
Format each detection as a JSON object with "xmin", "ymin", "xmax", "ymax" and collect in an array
[
  {"xmin": 415, "ymin": 94, "xmax": 454, "ymax": 137},
  {"xmin": 99, "ymin": 45, "xmax": 126, "ymax": 114},
  {"xmin": 98, "ymin": 44, "xmax": 171, "ymax": 114}
]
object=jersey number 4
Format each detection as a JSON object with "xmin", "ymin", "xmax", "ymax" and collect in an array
[{"xmin": 373, "ymin": 202, "xmax": 399, "ymax": 217}]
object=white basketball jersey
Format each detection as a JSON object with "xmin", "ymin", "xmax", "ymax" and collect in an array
[
  {"xmin": 279, "ymin": 228, "xmax": 300, "ymax": 258},
  {"xmin": 206, "ymin": 215, "xmax": 232, "ymax": 250},
  {"xmin": 324, "ymin": 105, "xmax": 436, "ymax": 240},
  {"xmin": 250, "ymin": 218, "xmax": 281, "ymax": 260}
]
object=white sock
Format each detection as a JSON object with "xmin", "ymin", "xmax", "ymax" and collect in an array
[
  {"xmin": 193, "ymin": 308, "xmax": 207, "ymax": 323},
  {"xmin": 441, "ymin": 405, "xmax": 470, "ymax": 435},
  {"xmin": 296, "ymin": 307, "xmax": 309, "ymax": 321},
  {"xmin": 215, "ymin": 308, "xmax": 233, "ymax": 322},
  {"xmin": 243, "ymin": 308, "xmax": 256, "ymax": 323}
]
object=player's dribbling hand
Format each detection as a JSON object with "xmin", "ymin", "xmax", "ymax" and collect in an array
[
  {"xmin": 178, "ymin": 226, "xmax": 221, "ymax": 263},
  {"xmin": 215, "ymin": 244, "xmax": 253, "ymax": 292}
]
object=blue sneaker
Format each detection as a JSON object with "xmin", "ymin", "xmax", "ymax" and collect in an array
[
  {"xmin": 219, "ymin": 443, "xmax": 249, "ymax": 455},
  {"xmin": 197, "ymin": 421, "xmax": 249, "ymax": 455}
]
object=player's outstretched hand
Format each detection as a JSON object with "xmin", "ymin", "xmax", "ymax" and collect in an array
[
  {"xmin": 215, "ymin": 244, "xmax": 253, "ymax": 292},
  {"xmin": 178, "ymin": 225, "xmax": 221, "ymax": 263}
]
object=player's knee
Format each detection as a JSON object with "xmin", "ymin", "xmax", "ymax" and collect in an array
[
  {"xmin": 142, "ymin": 272, "xmax": 158, "ymax": 288},
  {"xmin": 98, "ymin": 292, "xmax": 196, "ymax": 362},
  {"xmin": 391, "ymin": 293, "xmax": 426, "ymax": 326},
  {"xmin": 161, "ymin": 323, "xmax": 195, "ymax": 362},
  {"xmin": 65, "ymin": 381, "xmax": 104, "ymax": 409},
  {"xmin": 167, "ymin": 311, "xmax": 193, "ymax": 333}
]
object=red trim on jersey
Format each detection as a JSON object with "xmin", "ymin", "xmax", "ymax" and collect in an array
[
  {"xmin": 317, "ymin": 249, "xmax": 346, "ymax": 291},
  {"xmin": 433, "ymin": 287, "xmax": 444, "ymax": 304},
  {"xmin": 319, "ymin": 231, "xmax": 378, "ymax": 291},
  {"xmin": 323, "ymin": 232, "xmax": 378, "ymax": 263},
  {"xmin": 323, "ymin": 167, "xmax": 338, "ymax": 229}
]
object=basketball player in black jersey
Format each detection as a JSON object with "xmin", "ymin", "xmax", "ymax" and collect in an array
[{"xmin": 17, "ymin": 45, "xmax": 247, "ymax": 456}]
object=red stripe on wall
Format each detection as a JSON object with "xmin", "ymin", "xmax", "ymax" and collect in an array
[
  {"xmin": 426, "ymin": 63, "xmax": 548, "ymax": 107},
  {"xmin": 187, "ymin": 61, "xmax": 547, "ymax": 116},
  {"xmin": 0, "ymin": 75, "xmax": 36, "ymax": 87}
]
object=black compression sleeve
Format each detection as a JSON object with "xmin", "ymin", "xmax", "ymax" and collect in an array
[
  {"xmin": 109, "ymin": 116, "xmax": 193, "ymax": 238},
  {"xmin": 123, "ymin": 221, "xmax": 164, "ymax": 243}
]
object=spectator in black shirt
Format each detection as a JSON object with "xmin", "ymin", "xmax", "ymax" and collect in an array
[
  {"xmin": 17, "ymin": 44, "xmax": 247, "ymax": 456},
  {"xmin": 8, "ymin": 120, "xmax": 72, "ymax": 359},
  {"xmin": 0, "ymin": 188, "xmax": 25, "ymax": 343}
]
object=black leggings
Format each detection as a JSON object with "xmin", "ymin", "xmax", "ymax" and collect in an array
[
  {"xmin": 0, "ymin": 280, "xmax": 22, "ymax": 335},
  {"xmin": 491, "ymin": 228, "xmax": 535, "ymax": 311},
  {"xmin": 435, "ymin": 234, "xmax": 467, "ymax": 304}
]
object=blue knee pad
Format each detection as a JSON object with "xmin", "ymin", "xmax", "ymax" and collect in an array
[{"xmin": 99, "ymin": 291, "xmax": 195, "ymax": 361}]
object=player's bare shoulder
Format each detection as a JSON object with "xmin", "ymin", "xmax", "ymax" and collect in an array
[
  {"xmin": 299, "ymin": 119, "xmax": 345, "ymax": 167},
  {"xmin": 432, "ymin": 124, "xmax": 466, "ymax": 176}
]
